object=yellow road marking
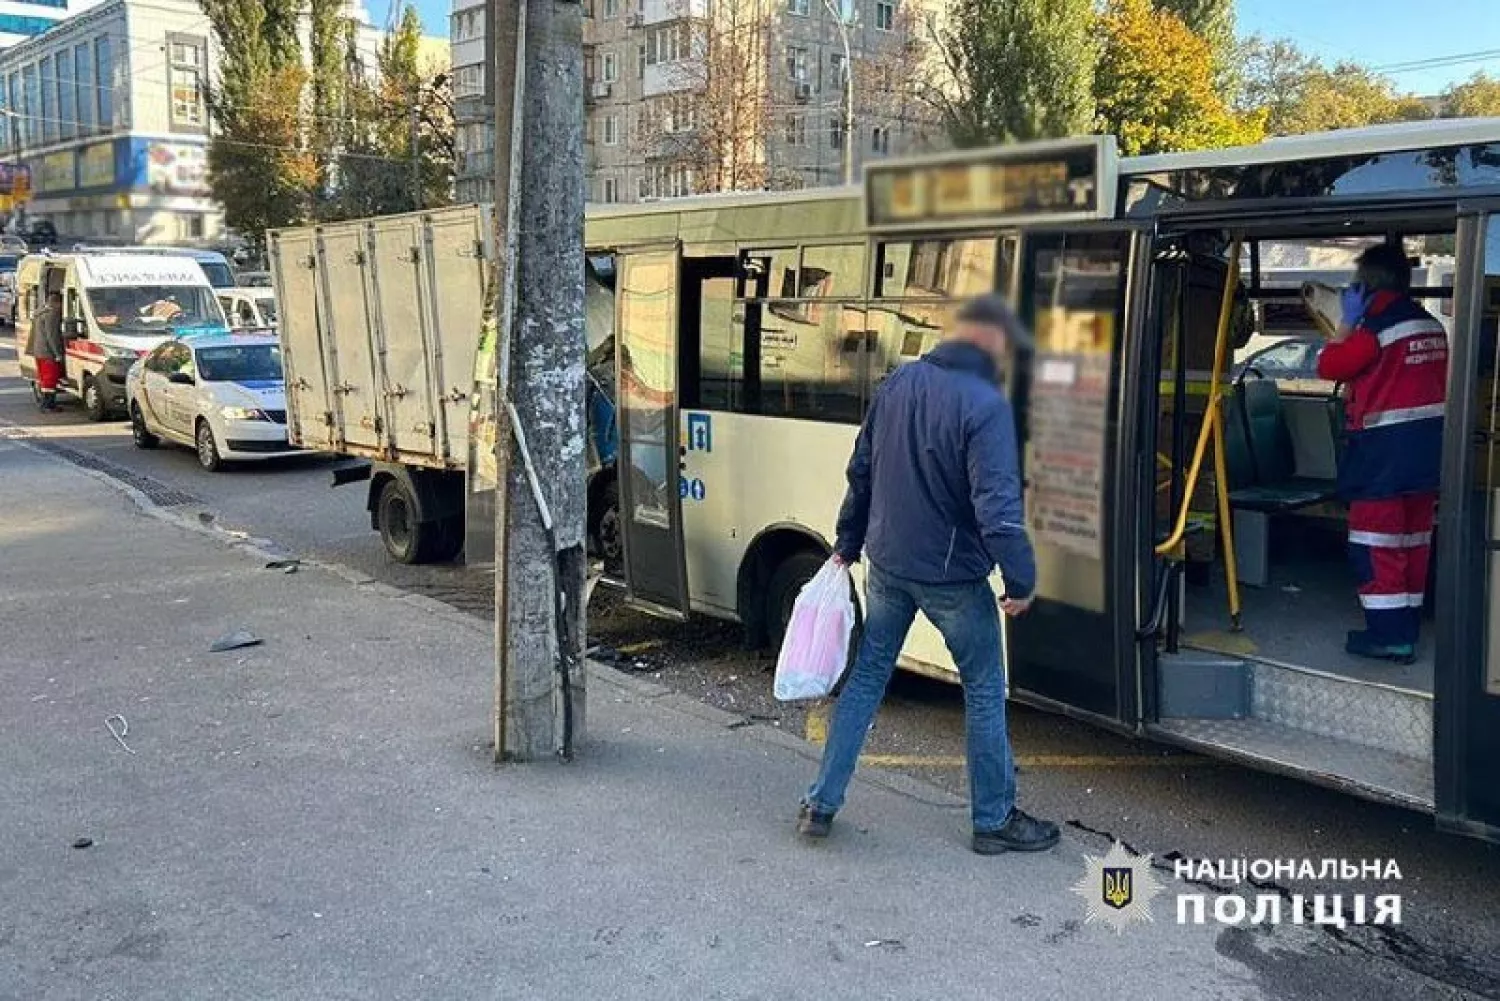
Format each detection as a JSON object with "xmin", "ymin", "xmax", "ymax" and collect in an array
[
  {"xmin": 804, "ymin": 704, "xmax": 828, "ymax": 744},
  {"xmin": 803, "ymin": 705, "xmax": 1208, "ymax": 769}
]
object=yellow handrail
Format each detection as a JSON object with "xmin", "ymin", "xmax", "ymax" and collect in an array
[{"xmin": 1154, "ymin": 236, "xmax": 1244, "ymax": 629}]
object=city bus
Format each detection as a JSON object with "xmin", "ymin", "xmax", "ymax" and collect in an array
[{"xmin": 587, "ymin": 119, "xmax": 1500, "ymax": 841}]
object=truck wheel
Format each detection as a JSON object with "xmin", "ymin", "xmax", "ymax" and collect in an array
[
  {"xmin": 766, "ymin": 550, "xmax": 826, "ymax": 652},
  {"xmin": 594, "ymin": 479, "xmax": 623, "ymax": 576},
  {"xmin": 377, "ymin": 478, "xmax": 445, "ymax": 564},
  {"xmin": 83, "ymin": 377, "xmax": 108, "ymax": 422}
]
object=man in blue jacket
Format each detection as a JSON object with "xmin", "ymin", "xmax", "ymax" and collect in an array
[{"xmin": 799, "ymin": 294, "xmax": 1059, "ymax": 854}]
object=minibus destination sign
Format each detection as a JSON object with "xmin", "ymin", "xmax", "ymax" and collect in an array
[{"xmin": 863, "ymin": 136, "xmax": 1118, "ymax": 232}]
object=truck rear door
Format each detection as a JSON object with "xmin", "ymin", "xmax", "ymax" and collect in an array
[{"xmin": 271, "ymin": 229, "xmax": 337, "ymax": 452}]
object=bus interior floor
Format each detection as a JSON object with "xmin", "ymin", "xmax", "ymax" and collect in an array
[{"xmin": 1179, "ymin": 554, "xmax": 1435, "ymax": 694}]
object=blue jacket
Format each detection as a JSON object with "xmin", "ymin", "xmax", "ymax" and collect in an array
[{"xmin": 834, "ymin": 340, "xmax": 1037, "ymax": 598}]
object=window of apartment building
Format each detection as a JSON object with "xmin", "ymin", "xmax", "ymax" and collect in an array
[
  {"xmin": 788, "ymin": 0, "xmax": 810, "ymax": 15},
  {"xmin": 602, "ymin": 176, "xmax": 620, "ymax": 203},
  {"xmin": 95, "ymin": 36, "xmax": 115, "ymax": 129},
  {"xmin": 178, "ymin": 213, "xmax": 205, "ymax": 240},
  {"xmin": 603, "ymin": 114, "xmax": 620, "ymax": 145},
  {"xmin": 871, "ymin": 125, "xmax": 890, "ymax": 154},
  {"xmin": 56, "ymin": 48, "xmax": 74, "ymax": 140},
  {"xmin": 829, "ymin": 115, "xmax": 845, "ymax": 150},
  {"xmin": 637, "ymin": 43, "xmax": 647, "ymax": 78},
  {"xmin": 875, "ymin": 0, "xmax": 895, "ymax": 30},
  {"xmin": 454, "ymin": 64, "xmax": 484, "ymax": 98},
  {"xmin": 836, "ymin": 0, "xmax": 855, "ymax": 19},
  {"xmin": 786, "ymin": 46, "xmax": 809, "ymax": 82},
  {"xmin": 451, "ymin": 8, "xmax": 483, "ymax": 41},
  {"xmin": 784, "ymin": 114, "xmax": 807, "ymax": 146},
  {"xmin": 21, "ymin": 65, "xmax": 38, "ymax": 147},
  {"xmin": 671, "ymin": 95, "xmax": 696, "ymax": 133},
  {"xmin": 828, "ymin": 52, "xmax": 846, "ymax": 88},
  {"xmin": 647, "ymin": 23, "xmax": 691, "ymax": 64},
  {"xmin": 603, "ymin": 0, "xmax": 619, "ymax": 18},
  {"xmin": 39, "ymin": 56, "xmax": 55, "ymax": 143},
  {"xmin": 602, "ymin": 50, "xmax": 618, "ymax": 83},
  {"xmin": 0, "ymin": 74, "xmax": 14, "ymax": 152},
  {"xmin": 74, "ymin": 44, "xmax": 95, "ymax": 135},
  {"xmin": 169, "ymin": 35, "xmax": 206, "ymax": 130}
]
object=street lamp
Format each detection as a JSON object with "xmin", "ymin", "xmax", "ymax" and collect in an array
[{"xmin": 819, "ymin": 0, "xmax": 854, "ymax": 186}]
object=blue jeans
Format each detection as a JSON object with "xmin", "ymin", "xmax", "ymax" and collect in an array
[{"xmin": 805, "ymin": 564, "xmax": 1017, "ymax": 832}]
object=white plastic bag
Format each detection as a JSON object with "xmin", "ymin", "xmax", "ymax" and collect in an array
[{"xmin": 773, "ymin": 559, "xmax": 856, "ymax": 702}]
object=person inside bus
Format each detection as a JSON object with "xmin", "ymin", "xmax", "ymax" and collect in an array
[
  {"xmin": 1316, "ymin": 243, "xmax": 1448, "ymax": 664},
  {"xmin": 26, "ymin": 289, "xmax": 65, "ymax": 411},
  {"xmin": 798, "ymin": 293, "xmax": 1060, "ymax": 855}
]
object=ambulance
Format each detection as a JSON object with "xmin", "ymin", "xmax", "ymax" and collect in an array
[{"xmin": 12, "ymin": 252, "xmax": 231, "ymax": 420}]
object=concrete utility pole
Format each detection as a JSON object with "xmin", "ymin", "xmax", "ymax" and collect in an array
[{"xmin": 489, "ymin": 0, "xmax": 588, "ymax": 761}]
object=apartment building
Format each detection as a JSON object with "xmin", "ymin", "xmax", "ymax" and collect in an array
[{"xmin": 450, "ymin": 0, "xmax": 941, "ymax": 205}]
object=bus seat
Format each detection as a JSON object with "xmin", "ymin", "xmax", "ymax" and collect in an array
[{"xmin": 1223, "ymin": 377, "xmax": 1336, "ymax": 586}]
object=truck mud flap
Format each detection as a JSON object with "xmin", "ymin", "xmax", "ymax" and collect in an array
[{"xmin": 331, "ymin": 461, "xmax": 373, "ymax": 487}]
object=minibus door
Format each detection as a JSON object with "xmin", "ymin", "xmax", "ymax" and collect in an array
[
  {"xmin": 1435, "ymin": 202, "xmax": 1500, "ymax": 842},
  {"xmin": 1008, "ymin": 223, "xmax": 1153, "ymax": 725},
  {"xmin": 615, "ymin": 245, "xmax": 692, "ymax": 617}
]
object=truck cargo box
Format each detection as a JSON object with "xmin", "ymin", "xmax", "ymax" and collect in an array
[{"xmin": 270, "ymin": 205, "xmax": 494, "ymax": 469}]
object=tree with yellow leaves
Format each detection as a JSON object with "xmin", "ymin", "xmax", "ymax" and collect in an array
[{"xmin": 1093, "ymin": 0, "xmax": 1263, "ymax": 156}]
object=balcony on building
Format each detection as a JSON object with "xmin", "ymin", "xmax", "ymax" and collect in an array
[{"xmin": 641, "ymin": 0, "xmax": 707, "ymax": 26}]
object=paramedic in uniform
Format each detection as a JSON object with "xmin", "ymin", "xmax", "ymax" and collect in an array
[
  {"xmin": 26, "ymin": 289, "xmax": 65, "ymax": 411},
  {"xmin": 1317, "ymin": 243, "xmax": 1448, "ymax": 663}
]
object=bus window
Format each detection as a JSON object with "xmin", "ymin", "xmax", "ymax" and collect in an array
[
  {"xmin": 876, "ymin": 237, "xmax": 997, "ymax": 299},
  {"xmin": 865, "ymin": 301, "xmax": 960, "ymax": 392},
  {"xmin": 799, "ymin": 244, "xmax": 864, "ymax": 299},
  {"xmin": 738, "ymin": 247, "xmax": 798, "ymax": 300},
  {"xmin": 756, "ymin": 301, "xmax": 864, "ymax": 424}
]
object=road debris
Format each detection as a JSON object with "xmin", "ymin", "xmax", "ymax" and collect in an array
[
  {"xmin": 105, "ymin": 714, "xmax": 135, "ymax": 754},
  {"xmin": 265, "ymin": 559, "xmax": 300, "ymax": 573},
  {"xmin": 71, "ymin": 837, "xmax": 93, "ymax": 849},
  {"xmin": 211, "ymin": 630, "xmax": 263, "ymax": 653}
]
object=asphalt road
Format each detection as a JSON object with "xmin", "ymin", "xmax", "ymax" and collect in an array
[{"xmin": 3, "ymin": 338, "xmax": 1498, "ymax": 997}]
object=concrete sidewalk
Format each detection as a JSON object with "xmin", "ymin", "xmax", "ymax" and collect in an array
[{"xmin": 0, "ymin": 438, "xmax": 1451, "ymax": 1000}]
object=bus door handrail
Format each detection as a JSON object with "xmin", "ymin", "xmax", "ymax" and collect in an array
[{"xmin": 1152, "ymin": 235, "xmax": 1244, "ymax": 631}]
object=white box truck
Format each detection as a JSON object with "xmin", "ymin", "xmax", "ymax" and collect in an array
[{"xmin": 270, "ymin": 205, "xmax": 618, "ymax": 566}]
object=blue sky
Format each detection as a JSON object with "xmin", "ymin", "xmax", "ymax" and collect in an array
[
  {"xmin": 402, "ymin": 0, "xmax": 1499, "ymax": 97},
  {"xmin": 1237, "ymin": 0, "xmax": 1500, "ymax": 96}
]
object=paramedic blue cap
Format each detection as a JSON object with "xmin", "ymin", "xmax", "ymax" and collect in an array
[{"xmin": 957, "ymin": 294, "xmax": 1034, "ymax": 353}]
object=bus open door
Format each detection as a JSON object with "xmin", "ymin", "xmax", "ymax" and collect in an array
[
  {"xmin": 614, "ymin": 244, "xmax": 692, "ymax": 618},
  {"xmin": 1007, "ymin": 222, "xmax": 1155, "ymax": 729},
  {"xmin": 1436, "ymin": 203, "xmax": 1500, "ymax": 841}
]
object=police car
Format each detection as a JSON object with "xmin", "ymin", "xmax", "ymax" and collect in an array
[{"xmin": 125, "ymin": 333, "xmax": 299, "ymax": 471}]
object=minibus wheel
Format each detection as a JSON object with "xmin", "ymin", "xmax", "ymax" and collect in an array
[
  {"xmin": 767, "ymin": 550, "xmax": 825, "ymax": 651},
  {"xmin": 83, "ymin": 377, "xmax": 108, "ymax": 422}
]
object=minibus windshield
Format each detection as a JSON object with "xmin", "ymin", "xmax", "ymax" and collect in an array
[{"xmin": 87, "ymin": 286, "xmax": 224, "ymax": 335}]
